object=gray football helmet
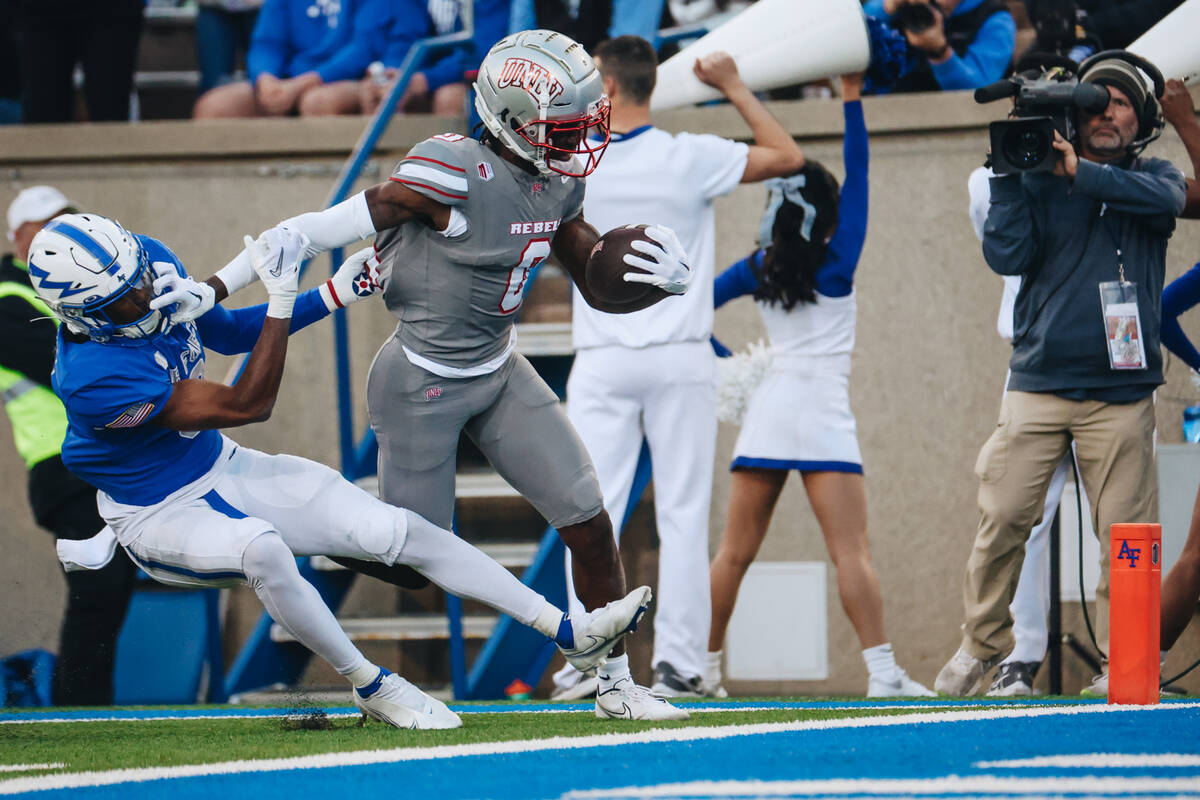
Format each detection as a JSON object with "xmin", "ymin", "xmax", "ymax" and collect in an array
[{"xmin": 473, "ymin": 29, "xmax": 610, "ymax": 177}]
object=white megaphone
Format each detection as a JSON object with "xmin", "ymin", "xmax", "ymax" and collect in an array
[
  {"xmin": 1128, "ymin": 0, "xmax": 1200, "ymax": 85},
  {"xmin": 650, "ymin": 0, "xmax": 871, "ymax": 110}
]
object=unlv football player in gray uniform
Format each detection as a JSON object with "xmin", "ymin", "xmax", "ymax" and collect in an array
[{"xmin": 216, "ymin": 30, "xmax": 693, "ymax": 720}]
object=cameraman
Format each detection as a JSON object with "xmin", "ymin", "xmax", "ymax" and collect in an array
[
  {"xmin": 863, "ymin": 0, "xmax": 1016, "ymax": 92},
  {"xmin": 936, "ymin": 54, "xmax": 1186, "ymax": 696}
]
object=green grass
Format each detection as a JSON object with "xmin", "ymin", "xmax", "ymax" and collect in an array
[{"xmin": 0, "ymin": 704, "xmax": 940, "ymax": 778}]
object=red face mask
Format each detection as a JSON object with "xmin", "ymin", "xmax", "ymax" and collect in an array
[{"xmin": 515, "ymin": 96, "xmax": 611, "ymax": 177}]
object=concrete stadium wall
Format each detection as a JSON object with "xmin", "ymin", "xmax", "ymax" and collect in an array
[{"xmin": 2, "ymin": 89, "xmax": 1199, "ymax": 696}]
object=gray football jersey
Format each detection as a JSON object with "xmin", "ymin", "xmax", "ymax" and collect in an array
[{"xmin": 377, "ymin": 134, "xmax": 586, "ymax": 370}]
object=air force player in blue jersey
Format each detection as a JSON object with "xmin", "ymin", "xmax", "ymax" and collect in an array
[{"xmin": 29, "ymin": 213, "xmax": 650, "ymax": 728}]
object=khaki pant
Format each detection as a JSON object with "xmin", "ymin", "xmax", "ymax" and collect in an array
[{"xmin": 963, "ymin": 390, "xmax": 1157, "ymax": 662}]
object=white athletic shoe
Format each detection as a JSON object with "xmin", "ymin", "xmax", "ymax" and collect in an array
[
  {"xmin": 934, "ymin": 645, "xmax": 1002, "ymax": 696},
  {"xmin": 354, "ymin": 668, "xmax": 462, "ymax": 730},
  {"xmin": 549, "ymin": 666, "xmax": 599, "ymax": 701},
  {"xmin": 595, "ymin": 674, "xmax": 690, "ymax": 721},
  {"xmin": 868, "ymin": 668, "xmax": 936, "ymax": 697},
  {"xmin": 558, "ymin": 586, "xmax": 652, "ymax": 672}
]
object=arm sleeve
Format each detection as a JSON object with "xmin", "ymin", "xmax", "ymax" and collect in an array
[
  {"xmin": 0, "ymin": 296, "xmax": 58, "ymax": 388},
  {"xmin": 679, "ymin": 132, "xmax": 750, "ymax": 200},
  {"xmin": 714, "ymin": 254, "xmax": 762, "ymax": 309},
  {"xmin": 312, "ymin": 0, "xmax": 388, "ymax": 83},
  {"xmin": 195, "ymin": 287, "xmax": 331, "ymax": 356},
  {"xmin": 817, "ymin": 100, "xmax": 869, "ymax": 298},
  {"xmin": 247, "ymin": 0, "xmax": 290, "ymax": 83},
  {"xmin": 389, "ymin": 137, "xmax": 470, "ymax": 206},
  {"xmin": 982, "ymin": 174, "xmax": 1041, "ymax": 276},
  {"xmin": 1071, "ymin": 157, "xmax": 1188, "ymax": 218},
  {"xmin": 508, "ymin": 0, "xmax": 535, "ymax": 35},
  {"xmin": 1161, "ymin": 262, "xmax": 1200, "ymax": 371},
  {"xmin": 929, "ymin": 11, "xmax": 1016, "ymax": 91},
  {"xmin": 609, "ymin": 0, "xmax": 665, "ymax": 40}
]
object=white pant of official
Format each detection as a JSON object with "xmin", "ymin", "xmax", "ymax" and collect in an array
[{"xmin": 564, "ymin": 341, "xmax": 716, "ymax": 680}]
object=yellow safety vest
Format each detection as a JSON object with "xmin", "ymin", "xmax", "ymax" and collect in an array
[{"xmin": 0, "ymin": 280, "xmax": 68, "ymax": 469}]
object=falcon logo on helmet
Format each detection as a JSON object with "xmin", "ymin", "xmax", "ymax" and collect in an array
[
  {"xmin": 26, "ymin": 213, "xmax": 162, "ymax": 341},
  {"xmin": 473, "ymin": 29, "xmax": 611, "ymax": 178}
]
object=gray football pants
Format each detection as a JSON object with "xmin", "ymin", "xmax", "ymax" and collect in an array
[{"xmin": 367, "ymin": 336, "xmax": 605, "ymax": 531}]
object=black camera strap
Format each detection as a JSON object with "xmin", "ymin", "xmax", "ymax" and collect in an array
[{"xmin": 1010, "ymin": 200, "xmax": 1101, "ymax": 349}]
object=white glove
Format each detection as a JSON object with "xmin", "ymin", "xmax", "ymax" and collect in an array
[
  {"xmin": 246, "ymin": 225, "xmax": 309, "ymax": 318},
  {"xmin": 148, "ymin": 262, "xmax": 215, "ymax": 328},
  {"xmin": 318, "ymin": 246, "xmax": 384, "ymax": 311},
  {"xmin": 622, "ymin": 224, "xmax": 692, "ymax": 295}
]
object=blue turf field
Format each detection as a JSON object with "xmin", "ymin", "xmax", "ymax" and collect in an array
[{"xmin": 3, "ymin": 699, "xmax": 1199, "ymax": 798}]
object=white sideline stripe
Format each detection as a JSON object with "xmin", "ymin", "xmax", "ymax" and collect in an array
[
  {"xmin": 1, "ymin": 702, "xmax": 1197, "ymax": 795},
  {"xmin": 0, "ymin": 703, "xmax": 982, "ymax": 725},
  {"xmin": 976, "ymin": 753, "xmax": 1200, "ymax": 769},
  {"xmin": 397, "ymin": 163, "xmax": 468, "ymax": 191},
  {"xmin": 562, "ymin": 775, "xmax": 1200, "ymax": 798},
  {"xmin": 0, "ymin": 766, "xmax": 61, "ymax": 775}
]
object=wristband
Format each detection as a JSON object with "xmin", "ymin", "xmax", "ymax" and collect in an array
[{"xmin": 265, "ymin": 291, "xmax": 297, "ymax": 319}]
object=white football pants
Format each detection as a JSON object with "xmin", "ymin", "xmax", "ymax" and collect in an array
[{"xmin": 564, "ymin": 342, "xmax": 716, "ymax": 680}]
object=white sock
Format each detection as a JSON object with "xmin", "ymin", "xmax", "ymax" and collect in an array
[
  {"xmin": 599, "ymin": 653, "xmax": 630, "ymax": 688},
  {"xmin": 705, "ymin": 650, "xmax": 723, "ymax": 686},
  {"xmin": 863, "ymin": 643, "xmax": 901, "ymax": 680},
  {"xmin": 532, "ymin": 602, "xmax": 565, "ymax": 640},
  {"xmin": 345, "ymin": 660, "xmax": 381, "ymax": 688}
]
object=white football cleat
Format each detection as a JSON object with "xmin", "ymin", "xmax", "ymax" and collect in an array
[
  {"xmin": 549, "ymin": 664, "xmax": 599, "ymax": 701},
  {"xmin": 868, "ymin": 669, "xmax": 936, "ymax": 697},
  {"xmin": 354, "ymin": 668, "xmax": 462, "ymax": 730},
  {"xmin": 559, "ymin": 585, "xmax": 652, "ymax": 672},
  {"xmin": 595, "ymin": 674, "xmax": 690, "ymax": 721}
]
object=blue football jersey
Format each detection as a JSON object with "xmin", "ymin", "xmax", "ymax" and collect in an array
[
  {"xmin": 54, "ymin": 235, "xmax": 222, "ymax": 505},
  {"xmin": 52, "ymin": 234, "xmax": 335, "ymax": 506}
]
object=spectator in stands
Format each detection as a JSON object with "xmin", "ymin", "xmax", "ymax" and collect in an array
[
  {"xmin": 3, "ymin": 187, "xmax": 136, "ymax": 704},
  {"xmin": 0, "ymin": 1, "xmax": 21, "ymax": 125},
  {"xmin": 195, "ymin": 0, "xmax": 264, "ymax": 95},
  {"xmin": 192, "ymin": 0, "xmax": 386, "ymax": 119},
  {"xmin": 16, "ymin": 0, "xmax": 144, "ymax": 123},
  {"xmin": 509, "ymin": 0, "xmax": 666, "ymax": 53},
  {"xmin": 1076, "ymin": 0, "xmax": 1183, "ymax": 50},
  {"xmin": 935, "ymin": 54, "xmax": 1185, "ymax": 697},
  {"xmin": 861, "ymin": 0, "xmax": 1016, "ymax": 92},
  {"xmin": 297, "ymin": 0, "xmax": 508, "ymax": 117}
]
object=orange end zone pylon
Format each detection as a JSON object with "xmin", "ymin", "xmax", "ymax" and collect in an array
[{"xmin": 1109, "ymin": 523, "xmax": 1161, "ymax": 705}]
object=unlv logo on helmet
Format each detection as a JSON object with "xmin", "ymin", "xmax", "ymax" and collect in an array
[{"xmin": 497, "ymin": 57, "xmax": 565, "ymax": 103}]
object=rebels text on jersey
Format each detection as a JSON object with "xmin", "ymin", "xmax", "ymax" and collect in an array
[{"xmin": 377, "ymin": 133, "xmax": 585, "ymax": 371}]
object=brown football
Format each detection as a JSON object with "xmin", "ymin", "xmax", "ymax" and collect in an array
[{"xmin": 584, "ymin": 224, "xmax": 671, "ymax": 311}]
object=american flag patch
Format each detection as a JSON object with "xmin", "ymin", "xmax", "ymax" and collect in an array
[{"xmin": 106, "ymin": 402, "xmax": 155, "ymax": 429}]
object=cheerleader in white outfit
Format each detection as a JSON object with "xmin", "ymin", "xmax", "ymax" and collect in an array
[{"xmin": 706, "ymin": 75, "xmax": 932, "ymax": 697}]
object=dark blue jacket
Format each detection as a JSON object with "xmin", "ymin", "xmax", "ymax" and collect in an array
[{"xmin": 983, "ymin": 157, "xmax": 1186, "ymax": 401}]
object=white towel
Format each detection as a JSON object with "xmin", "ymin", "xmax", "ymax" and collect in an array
[{"xmin": 56, "ymin": 526, "xmax": 119, "ymax": 572}]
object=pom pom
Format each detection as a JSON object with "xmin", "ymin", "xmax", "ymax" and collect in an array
[
  {"xmin": 864, "ymin": 15, "xmax": 910, "ymax": 92},
  {"xmin": 716, "ymin": 339, "xmax": 774, "ymax": 425}
]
